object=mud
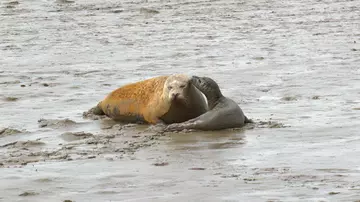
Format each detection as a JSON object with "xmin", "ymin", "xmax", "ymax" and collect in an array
[
  {"xmin": 38, "ymin": 118, "xmax": 78, "ymax": 128},
  {"xmin": 0, "ymin": 118, "xmax": 172, "ymax": 168},
  {"xmin": 0, "ymin": 127, "xmax": 24, "ymax": 137},
  {"xmin": 1, "ymin": 0, "xmax": 360, "ymax": 201},
  {"xmin": 82, "ymin": 106, "xmax": 108, "ymax": 120}
]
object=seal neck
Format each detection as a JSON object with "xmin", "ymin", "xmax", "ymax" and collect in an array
[{"xmin": 205, "ymin": 92, "xmax": 223, "ymax": 110}]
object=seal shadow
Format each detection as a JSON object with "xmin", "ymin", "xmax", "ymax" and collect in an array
[
  {"xmin": 97, "ymin": 118, "xmax": 150, "ymax": 131},
  {"xmin": 164, "ymin": 128, "xmax": 247, "ymax": 151}
]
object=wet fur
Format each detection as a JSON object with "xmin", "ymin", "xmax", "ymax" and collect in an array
[
  {"xmin": 94, "ymin": 76, "xmax": 169, "ymax": 124},
  {"xmin": 93, "ymin": 75, "xmax": 208, "ymax": 124}
]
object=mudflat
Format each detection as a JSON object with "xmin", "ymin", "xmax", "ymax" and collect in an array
[{"xmin": 1, "ymin": 0, "xmax": 360, "ymax": 201}]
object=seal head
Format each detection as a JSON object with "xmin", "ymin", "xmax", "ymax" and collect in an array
[
  {"xmin": 164, "ymin": 74, "xmax": 190, "ymax": 104},
  {"xmin": 191, "ymin": 76, "xmax": 222, "ymax": 109},
  {"xmin": 160, "ymin": 74, "xmax": 208, "ymax": 123}
]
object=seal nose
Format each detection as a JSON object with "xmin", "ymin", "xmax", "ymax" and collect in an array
[{"xmin": 172, "ymin": 93, "xmax": 179, "ymax": 99}]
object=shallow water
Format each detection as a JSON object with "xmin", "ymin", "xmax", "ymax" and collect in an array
[{"xmin": 1, "ymin": 0, "xmax": 360, "ymax": 201}]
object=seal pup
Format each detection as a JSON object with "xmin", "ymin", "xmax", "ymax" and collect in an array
[
  {"xmin": 92, "ymin": 74, "xmax": 208, "ymax": 125},
  {"xmin": 164, "ymin": 76, "xmax": 252, "ymax": 131}
]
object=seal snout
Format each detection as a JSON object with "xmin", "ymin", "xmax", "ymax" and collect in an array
[{"xmin": 171, "ymin": 92, "xmax": 180, "ymax": 99}]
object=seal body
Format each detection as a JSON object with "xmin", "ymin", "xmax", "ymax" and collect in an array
[
  {"xmin": 93, "ymin": 74, "xmax": 208, "ymax": 124},
  {"xmin": 165, "ymin": 76, "xmax": 251, "ymax": 131}
]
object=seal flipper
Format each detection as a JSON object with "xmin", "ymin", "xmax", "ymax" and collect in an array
[
  {"xmin": 92, "ymin": 102, "xmax": 105, "ymax": 115},
  {"xmin": 244, "ymin": 116, "xmax": 253, "ymax": 124}
]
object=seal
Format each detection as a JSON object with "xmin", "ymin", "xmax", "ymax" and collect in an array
[
  {"xmin": 92, "ymin": 74, "xmax": 208, "ymax": 125},
  {"xmin": 164, "ymin": 76, "xmax": 252, "ymax": 131}
]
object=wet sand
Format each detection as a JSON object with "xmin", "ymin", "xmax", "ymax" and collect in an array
[{"xmin": 1, "ymin": 0, "xmax": 360, "ymax": 201}]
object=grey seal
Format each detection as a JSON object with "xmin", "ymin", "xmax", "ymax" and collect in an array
[{"xmin": 164, "ymin": 76, "xmax": 252, "ymax": 131}]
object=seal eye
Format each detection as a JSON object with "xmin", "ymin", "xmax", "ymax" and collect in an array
[
  {"xmin": 168, "ymin": 86, "xmax": 172, "ymax": 90},
  {"xmin": 180, "ymin": 85, "xmax": 185, "ymax": 88}
]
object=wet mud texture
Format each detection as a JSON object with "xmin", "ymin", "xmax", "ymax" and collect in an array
[
  {"xmin": 1, "ymin": 0, "xmax": 360, "ymax": 201},
  {"xmin": 0, "ymin": 119, "xmax": 167, "ymax": 167}
]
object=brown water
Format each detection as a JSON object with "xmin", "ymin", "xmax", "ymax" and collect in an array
[{"xmin": 1, "ymin": 0, "xmax": 360, "ymax": 201}]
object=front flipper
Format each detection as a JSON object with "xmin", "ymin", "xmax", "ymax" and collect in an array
[
  {"xmin": 165, "ymin": 111, "xmax": 211, "ymax": 132},
  {"xmin": 244, "ymin": 116, "xmax": 254, "ymax": 124},
  {"xmin": 165, "ymin": 120, "xmax": 205, "ymax": 132},
  {"xmin": 164, "ymin": 123, "xmax": 183, "ymax": 131}
]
